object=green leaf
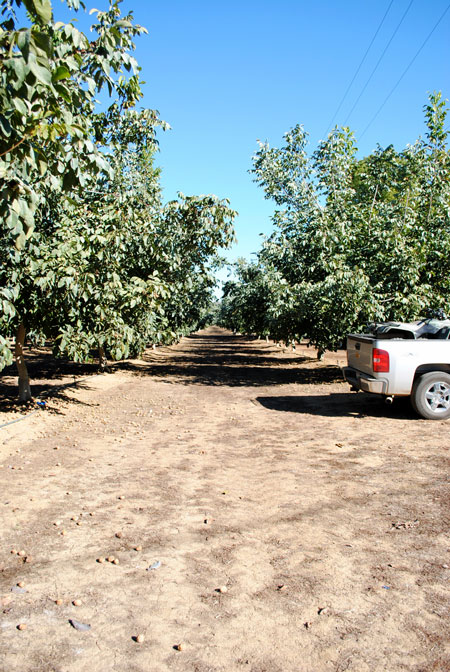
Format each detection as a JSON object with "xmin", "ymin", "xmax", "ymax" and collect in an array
[
  {"xmin": 16, "ymin": 29, "xmax": 31, "ymax": 56},
  {"xmin": 0, "ymin": 115, "xmax": 12, "ymax": 137},
  {"xmin": 10, "ymin": 55, "xmax": 26, "ymax": 78},
  {"xmin": 53, "ymin": 82, "xmax": 72, "ymax": 103},
  {"xmin": 22, "ymin": 0, "xmax": 52, "ymax": 24},
  {"xmin": 15, "ymin": 231, "xmax": 26, "ymax": 250},
  {"xmin": 52, "ymin": 65, "xmax": 71, "ymax": 82},
  {"xmin": 37, "ymin": 157, "xmax": 47, "ymax": 175},
  {"xmin": 12, "ymin": 96, "xmax": 28, "ymax": 115},
  {"xmin": 29, "ymin": 60, "xmax": 52, "ymax": 85},
  {"xmin": 32, "ymin": 31, "xmax": 53, "ymax": 58}
]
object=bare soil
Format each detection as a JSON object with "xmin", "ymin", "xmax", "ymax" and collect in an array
[{"xmin": 0, "ymin": 327, "xmax": 449, "ymax": 672}]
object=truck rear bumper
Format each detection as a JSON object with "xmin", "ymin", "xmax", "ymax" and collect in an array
[{"xmin": 342, "ymin": 366, "xmax": 387, "ymax": 395}]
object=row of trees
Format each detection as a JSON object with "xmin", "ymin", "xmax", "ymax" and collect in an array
[
  {"xmin": 1, "ymin": 0, "xmax": 235, "ymax": 400},
  {"xmin": 219, "ymin": 92, "xmax": 450, "ymax": 357}
]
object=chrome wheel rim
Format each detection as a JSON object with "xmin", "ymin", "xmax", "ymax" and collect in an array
[{"xmin": 425, "ymin": 382, "xmax": 450, "ymax": 414}]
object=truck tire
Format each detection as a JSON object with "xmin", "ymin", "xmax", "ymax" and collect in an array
[{"xmin": 411, "ymin": 372, "xmax": 450, "ymax": 420}]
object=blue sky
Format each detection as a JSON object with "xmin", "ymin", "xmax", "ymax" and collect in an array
[{"xmin": 57, "ymin": 0, "xmax": 450, "ymax": 283}]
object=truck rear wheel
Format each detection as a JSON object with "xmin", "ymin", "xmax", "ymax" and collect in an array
[{"xmin": 411, "ymin": 372, "xmax": 450, "ymax": 420}]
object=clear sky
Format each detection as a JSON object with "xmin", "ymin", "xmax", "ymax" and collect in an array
[{"xmin": 56, "ymin": 0, "xmax": 450, "ymax": 283}]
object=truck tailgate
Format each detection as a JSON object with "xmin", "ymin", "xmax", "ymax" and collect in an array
[{"xmin": 347, "ymin": 334, "xmax": 375, "ymax": 375}]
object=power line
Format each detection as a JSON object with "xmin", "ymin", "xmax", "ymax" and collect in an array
[
  {"xmin": 343, "ymin": 0, "xmax": 414, "ymax": 126},
  {"xmin": 360, "ymin": 1, "xmax": 450, "ymax": 140},
  {"xmin": 324, "ymin": 0, "xmax": 395, "ymax": 137}
]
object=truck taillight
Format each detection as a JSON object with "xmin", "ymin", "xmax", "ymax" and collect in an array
[{"xmin": 373, "ymin": 348, "xmax": 389, "ymax": 373}]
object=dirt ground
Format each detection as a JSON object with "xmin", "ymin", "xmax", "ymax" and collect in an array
[{"xmin": 0, "ymin": 326, "xmax": 449, "ymax": 672}]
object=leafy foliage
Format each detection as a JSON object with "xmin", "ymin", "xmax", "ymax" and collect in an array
[
  {"xmin": 219, "ymin": 93, "xmax": 450, "ymax": 355},
  {"xmin": 1, "ymin": 0, "xmax": 145, "ymax": 248},
  {"xmin": 0, "ymin": 0, "xmax": 236, "ymax": 399}
]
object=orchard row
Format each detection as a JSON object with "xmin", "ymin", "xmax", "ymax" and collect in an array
[{"xmin": 0, "ymin": 0, "xmax": 236, "ymax": 400}]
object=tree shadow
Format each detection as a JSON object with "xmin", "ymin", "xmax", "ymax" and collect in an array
[
  {"xmin": 255, "ymin": 393, "xmax": 419, "ymax": 420},
  {"xmin": 118, "ymin": 361, "xmax": 343, "ymax": 387},
  {"xmin": 0, "ymin": 330, "xmax": 341, "ymax": 405},
  {"xmin": 0, "ymin": 377, "xmax": 103, "ymax": 415},
  {"xmin": 139, "ymin": 350, "xmax": 312, "ymax": 367},
  {"xmin": 117, "ymin": 332, "xmax": 335, "ymax": 386}
]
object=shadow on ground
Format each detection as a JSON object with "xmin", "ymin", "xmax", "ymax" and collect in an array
[
  {"xmin": 256, "ymin": 393, "xmax": 419, "ymax": 420},
  {"xmin": 0, "ymin": 331, "xmax": 343, "ymax": 410},
  {"xmin": 0, "ymin": 347, "xmax": 106, "ymax": 413},
  {"xmin": 0, "ymin": 379, "xmax": 102, "ymax": 415},
  {"xmin": 120, "ymin": 361, "xmax": 343, "ymax": 387},
  {"xmin": 119, "ymin": 332, "xmax": 342, "ymax": 387}
]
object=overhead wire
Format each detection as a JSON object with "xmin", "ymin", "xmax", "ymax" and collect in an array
[
  {"xmin": 324, "ymin": 0, "xmax": 395, "ymax": 137},
  {"xmin": 343, "ymin": 0, "xmax": 414, "ymax": 126},
  {"xmin": 360, "ymin": 1, "xmax": 450, "ymax": 140}
]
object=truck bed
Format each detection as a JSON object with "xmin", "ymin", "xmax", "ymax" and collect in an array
[{"xmin": 345, "ymin": 333, "xmax": 450, "ymax": 396}]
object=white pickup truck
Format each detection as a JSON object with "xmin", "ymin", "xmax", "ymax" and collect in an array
[{"xmin": 342, "ymin": 319, "xmax": 450, "ymax": 420}]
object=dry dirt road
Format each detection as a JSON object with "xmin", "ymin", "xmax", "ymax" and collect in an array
[{"xmin": 0, "ymin": 327, "xmax": 449, "ymax": 672}]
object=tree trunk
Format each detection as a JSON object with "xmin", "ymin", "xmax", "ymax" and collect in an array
[
  {"xmin": 317, "ymin": 349, "xmax": 325, "ymax": 361},
  {"xmin": 98, "ymin": 345, "xmax": 109, "ymax": 371},
  {"xmin": 15, "ymin": 322, "xmax": 32, "ymax": 402}
]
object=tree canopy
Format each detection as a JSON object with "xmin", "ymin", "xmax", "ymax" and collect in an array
[
  {"xmin": 219, "ymin": 93, "xmax": 450, "ymax": 356},
  {"xmin": 0, "ymin": 0, "xmax": 236, "ymax": 400}
]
